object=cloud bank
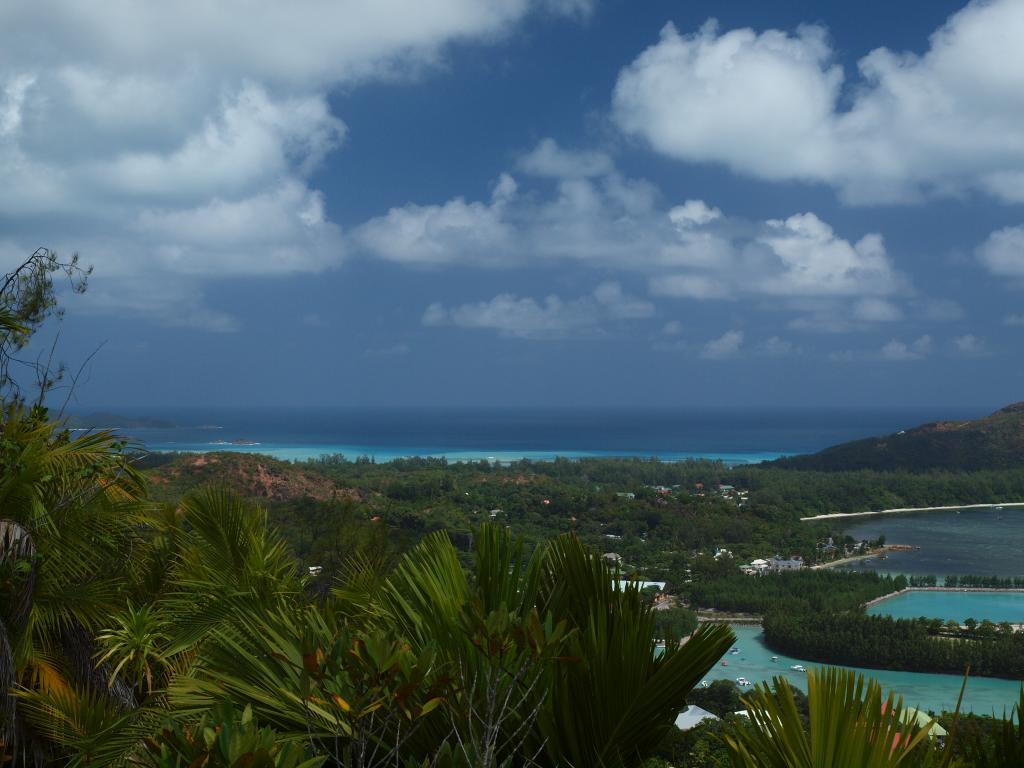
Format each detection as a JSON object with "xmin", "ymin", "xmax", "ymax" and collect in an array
[{"xmin": 613, "ymin": 0, "xmax": 1024, "ymax": 204}]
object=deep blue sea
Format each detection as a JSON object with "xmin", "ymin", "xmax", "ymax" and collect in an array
[{"xmin": 84, "ymin": 406, "xmax": 990, "ymax": 463}]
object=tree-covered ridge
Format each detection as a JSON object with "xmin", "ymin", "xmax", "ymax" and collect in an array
[{"xmin": 770, "ymin": 403, "xmax": 1024, "ymax": 472}]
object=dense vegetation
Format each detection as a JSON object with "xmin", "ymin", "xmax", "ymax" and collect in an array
[
  {"xmin": 685, "ymin": 571, "xmax": 905, "ymax": 616},
  {"xmin": 5, "ymin": 249, "xmax": 1024, "ymax": 767},
  {"xmin": 770, "ymin": 403, "xmax": 1024, "ymax": 472},
  {"xmin": 763, "ymin": 611, "xmax": 1024, "ymax": 679},
  {"xmin": 945, "ymin": 574, "xmax": 1024, "ymax": 588}
]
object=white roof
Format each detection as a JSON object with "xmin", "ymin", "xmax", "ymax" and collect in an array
[
  {"xmin": 618, "ymin": 580, "xmax": 666, "ymax": 591},
  {"xmin": 674, "ymin": 705, "xmax": 719, "ymax": 731},
  {"xmin": 750, "ymin": 559, "xmax": 769, "ymax": 566}
]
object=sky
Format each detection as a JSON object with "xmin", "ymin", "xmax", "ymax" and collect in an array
[{"xmin": 2, "ymin": 0, "xmax": 1024, "ymax": 410}]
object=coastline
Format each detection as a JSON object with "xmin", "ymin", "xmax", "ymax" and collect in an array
[
  {"xmin": 863, "ymin": 586, "xmax": 1024, "ymax": 610},
  {"xmin": 800, "ymin": 502, "xmax": 1024, "ymax": 522},
  {"xmin": 811, "ymin": 544, "xmax": 912, "ymax": 570}
]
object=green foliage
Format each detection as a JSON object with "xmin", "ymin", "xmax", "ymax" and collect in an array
[
  {"xmin": 762, "ymin": 611, "xmax": 1024, "ymax": 679},
  {"xmin": 687, "ymin": 570, "xmax": 904, "ymax": 616},
  {"xmin": 654, "ymin": 607, "xmax": 698, "ymax": 641},
  {"xmin": 722, "ymin": 667, "xmax": 940, "ymax": 767},
  {"xmin": 140, "ymin": 702, "xmax": 323, "ymax": 768}
]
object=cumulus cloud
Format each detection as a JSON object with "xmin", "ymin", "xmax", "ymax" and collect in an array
[
  {"xmin": 358, "ymin": 138, "xmax": 908, "ymax": 327},
  {"xmin": 517, "ymin": 138, "xmax": 614, "ymax": 178},
  {"xmin": 422, "ymin": 281, "xmax": 653, "ymax": 339},
  {"xmin": 977, "ymin": 225, "xmax": 1024, "ymax": 277},
  {"xmin": 353, "ymin": 175, "xmax": 518, "ymax": 266},
  {"xmin": 700, "ymin": 329, "xmax": 743, "ymax": 360},
  {"xmin": 613, "ymin": 1, "xmax": 1024, "ymax": 204},
  {"xmin": 0, "ymin": 1, "xmax": 585, "ymax": 327},
  {"xmin": 880, "ymin": 335, "xmax": 932, "ymax": 361},
  {"xmin": 952, "ymin": 334, "xmax": 988, "ymax": 357}
]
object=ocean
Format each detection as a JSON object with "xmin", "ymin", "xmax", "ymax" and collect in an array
[
  {"xmin": 839, "ymin": 508, "xmax": 1024, "ymax": 578},
  {"xmin": 97, "ymin": 405, "xmax": 987, "ymax": 463}
]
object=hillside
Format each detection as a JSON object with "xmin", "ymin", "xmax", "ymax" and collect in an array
[
  {"xmin": 770, "ymin": 403, "xmax": 1024, "ymax": 471},
  {"xmin": 145, "ymin": 452, "xmax": 347, "ymax": 501}
]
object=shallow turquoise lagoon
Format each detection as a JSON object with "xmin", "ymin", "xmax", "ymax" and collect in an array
[
  {"xmin": 142, "ymin": 440, "xmax": 788, "ymax": 465},
  {"xmin": 868, "ymin": 591, "xmax": 1024, "ymax": 624},
  {"xmin": 707, "ymin": 625, "xmax": 1022, "ymax": 715}
]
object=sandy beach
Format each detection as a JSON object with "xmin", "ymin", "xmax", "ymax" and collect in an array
[
  {"xmin": 800, "ymin": 502, "xmax": 1024, "ymax": 522},
  {"xmin": 811, "ymin": 545, "xmax": 910, "ymax": 569}
]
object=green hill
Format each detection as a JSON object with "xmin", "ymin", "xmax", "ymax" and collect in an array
[{"xmin": 770, "ymin": 403, "xmax": 1024, "ymax": 471}]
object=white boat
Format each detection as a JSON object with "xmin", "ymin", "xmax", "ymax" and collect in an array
[
  {"xmin": 700, "ymin": 680, "xmax": 710, "ymax": 688},
  {"xmin": 790, "ymin": 664, "xmax": 806, "ymax": 672},
  {"xmin": 730, "ymin": 648, "xmax": 740, "ymax": 654},
  {"xmin": 771, "ymin": 655, "xmax": 779, "ymax": 661},
  {"xmin": 736, "ymin": 677, "xmax": 751, "ymax": 686}
]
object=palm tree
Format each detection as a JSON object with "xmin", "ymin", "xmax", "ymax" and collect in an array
[
  {"xmin": 160, "ymin": 523, "xmax": 734, "ymax": 768},
  {"xmin": 0, "ymin": 404, "xmax": 147, "ymax": 762},
  {"xmin": 721, "ymin": 666, "xmax": 943, "ymax": 768}
]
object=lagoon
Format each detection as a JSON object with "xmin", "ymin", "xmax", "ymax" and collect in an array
[
  {"xmin": 839, "ymin": 507, "xmax": 1024, "ymax": 578},
  {"xmin": 867, "ymin": 590, "xmax": 1024, "ymax": 624},
  {"xmin": 712, "ymin": 624, "xmax": 1022, "ymax": 715}
]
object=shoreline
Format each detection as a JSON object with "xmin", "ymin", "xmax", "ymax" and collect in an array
[
  {"xmin": 800, "ymin": 502, "xmax": 1024, "ymax": 522},
  {"xmin": 811, "ymin": 544, "xmax": 911, "ymax": 570},
  {"xmin": 864, "ymin": 586, "xmax": 1024, "ymax": 609}
]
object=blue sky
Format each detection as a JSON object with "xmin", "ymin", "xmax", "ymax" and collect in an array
[{"xmin": 2, "ymin": 0, "xmax": 1023, "ymax": 409}]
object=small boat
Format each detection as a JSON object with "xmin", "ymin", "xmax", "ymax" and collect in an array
[
  {"xmin": 771, "ymin": 656, "xmax": 779, "ymax": 661},
  {"xmin": 721, "ymin": 660, "xmax": 728, "ymax": 666},
  {"xmin": 791, "ymin": 664, "xmax": 806, "ymax": 672},
  {"xmin": 736, "ymin": 677, "xmax": 751, "ymax": 686},
  {"xmin": 700, "ymin": 680, "xmax": 710, "ymax": 689},
  {"xmin": 730, "ymin": 648, "xmax": 740, "ymax": 655}
]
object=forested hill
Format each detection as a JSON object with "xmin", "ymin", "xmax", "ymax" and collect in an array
[{"xmin": 769, "ymin": 403, "xmax": 1024, "ymax": 472}]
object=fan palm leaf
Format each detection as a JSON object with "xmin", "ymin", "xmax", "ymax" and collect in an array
[{"xmin": 722, "ymin": 666, "xmax": 940, "ymax": 768}]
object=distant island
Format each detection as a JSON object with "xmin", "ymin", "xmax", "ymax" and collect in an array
[
  {"xmin": 768, "ymin": 403, "xmax": 1024, "ymax": 472},
  {"xmin": 65, "ymin": 412, "xmax": 178, "ymax": 429}
]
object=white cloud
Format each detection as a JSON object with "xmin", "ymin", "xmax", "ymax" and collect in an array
[
  {"xmin": 613, "ymin": 1, "xmax": 1024, "ymax": 204},
  {"xmin": 977, "ymin": 225, "xmax": 1024, "ymax": 277},
  {"xmin": 0, "ymin": 1, "xmax": 585, "ymax": 327},
  {"xmin": 953, "ymin": 334, "xmax": 988, "ymax": 357},
  {"xmin": 422, "ymin": 282, "xmax": 652, "ymax": 339},
  {"xmin": 700, "ymin": 329, "xmax": 743, "ymax": 360},
  {"xmin": 669, "ymin": 200, "xmax": 722, "ymax": 228},
  {"xmin": 359, "ymin": 138, "xmax": 908, "ymax": 322},
  {"xmin": 517, "ymin": 138, "xmax": 613, "ymax": 178},
  {"xmin": 353, "ymin": 175, "xmax": 518, "ymax": 266},
  {"xmin": 880, "ymin": 335, "xmax": 932, "ymax": 361},
  {"xmin": 853, "ymin": 298, "xmax": 902, "ymax": 323},
  {"xmin": 1005, "ymin": 314, "xmax": 1024, "ymax": 326},
  {"xmin": 0, "ymin": 2, "xmax": 587, "ymax": 89}
]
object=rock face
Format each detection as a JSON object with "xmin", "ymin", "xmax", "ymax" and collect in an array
[
  {"xmin": 148, "ymin": 452, "xmax": 340, "ymax": 501},
  {"xmin": 769, "ymin": 403, "xmax": 1024, "ymax": 472}
]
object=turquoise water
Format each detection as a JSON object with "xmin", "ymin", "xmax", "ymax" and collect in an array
[
  {"xmin": 712, "ymin": 625, "xmax": 1022, "ymax": 715},
  {"xmin": 867, "ymin": 591, "xmax": 1024, "ymax": 624},
  {"xmin": 103, "ymin": 406, "xmax": 983, "ymax": 465},
  {"xmin": 839, "ymin": 508, "xmax": 1024, "ymax": 578},
  {"xmin": 140, "ymin": 440, "xmax": 787, "ymax": 465}
]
